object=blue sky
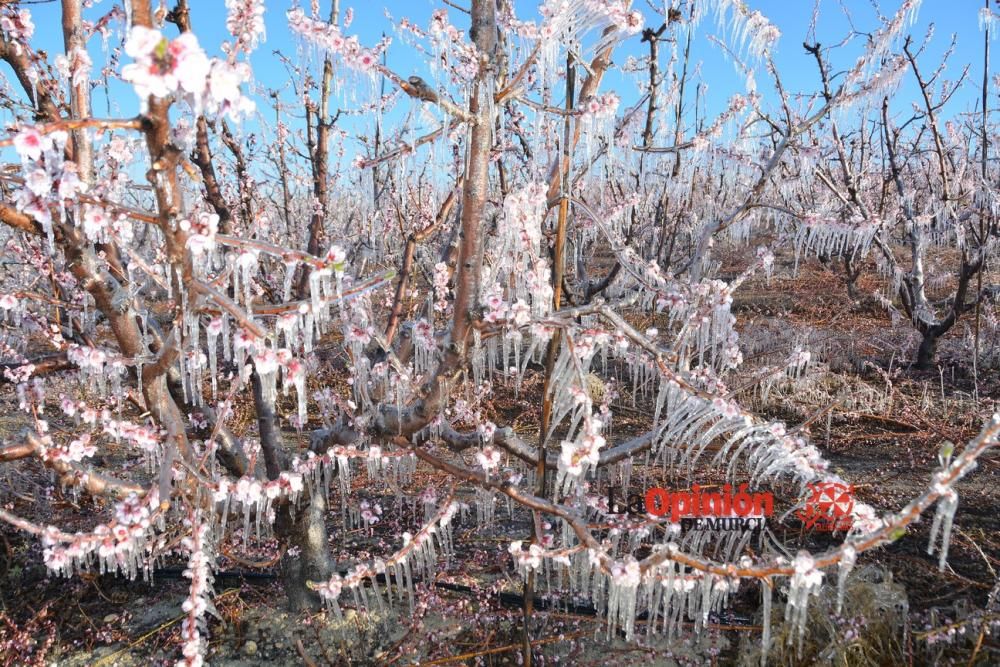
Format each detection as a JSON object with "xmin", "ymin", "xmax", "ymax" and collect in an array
[{"xmin": 12, "ymin": 1, "xmax": 995, "ymax": 153}]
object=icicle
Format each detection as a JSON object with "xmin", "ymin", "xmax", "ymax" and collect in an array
[
  {"xmin": 283, "ymin": 260, "xmax": 297, "ymax": 302},
  {"xmin": 72, "ymin": 295, "xmax": 80, "ymax": 338},
  {"xmin": 606, "ymin": 559, "xmax": 640, "ymax": 641},
  {"xmin": 927, "ymin": 488, "xmax": 959, "ymax": 570},
  {"xmin": 294, "ymin": 366, "xmax": 307, "ymax": 427},
  {"xmin": 402, "ymin": 554, "xmax": 415, "ymax": 611},
  {"xmin": 785, "ymin": 551, "xmax": 822, "ymax": 655},
  {"xmin": 41, "ymin": 216, "xmax": 56, "ymax": 253},
  {"xmin": 836, "ymin": 546, "xmax": 856, "ymax": 615},
  {"xmin": 379, "ymin": 561, "xmax": 395, "ymax": 609},
  {"xmin": 237, "ymin": 251, "xmax": 258, "ymax": 308},
  {"xmin": 222, "ymin": 312, "xmax": 231, "ymax": 361},
  {"xmin": 760, "ymin": 578, "xmax": 772, "ymax": 667},
  {"xmin": 178, "ymin": 338, "xmax": 189, "ymax": 406},
  {"xmin": 309, "ymin": 272, "xmax": 322, "ymax": 327},
  {"xmin": 304, "ymin": 312, "xmax": 315, "ymax": 353},
  {"xmin": 471, "ymin": 330, "xmax": 485, "ymax": 387},
  {"xmin": 475, "ymin": 488, "xmax": 495, "ymax": 527},
  {"xmin": 255, "ymin": 350, "xmax": 279, "ymax": 406},
  {"xmin": 242, "ymin": 502, "xmax": 251, "ymax": 550},
  {"xmin": 207, "ymin": 318, "xmax": 221, "ymax": 400},
  {"xmin": 349, "ymin": 582, "xmax": 362, "ymax": 612}
]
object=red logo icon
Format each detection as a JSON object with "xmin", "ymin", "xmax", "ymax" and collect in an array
[{"xmin": 797, "ymin": 482, "xmax": 854, "ymax": 532}]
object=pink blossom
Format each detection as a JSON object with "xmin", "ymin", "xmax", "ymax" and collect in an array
[
  {"xmin": 508, "ymin": 540, "xmax": 543, "ymax": 571},
  {"xmin": 233, "ymin": 328, "xmax": 259, "ymax": 353},
  {"xmin": 82, "ymin": 206, "xmax": 109, "ymax": 241},
  {"xmin": 285, "ymin": 357, "xmax": 305, "ymax": 379},
  {"xmin": 226, "ymin": 0, "xmax": 266, "ymax": 52},
  {"xmin": 324, "ymin": 244, "xmax": 347, "ymax": 271},
  {"xmin": 479, "ymin": 420, "xmax": 497, "ymax": 442},
  {"xmin": 44, "ymin": 547, "xmax": 68, "ymax": 571},
  {"xmin": 253, "ymin": 348, "xmax": 279, "ymax": 375},
  {"xmin": 1, "ymin": 9, "xmax": 34, "ymax": 45},
  {"xmin": 316, "ymin": 574, "xmax": 343, "ymax": 600},
  {"xmin": 57, "ymin": 162, "xmax": 85, "ymax": 199},
  {"xmin": 24, "ymin": 168, "xmax": 51, "ymax": 197},
  {"xmin": 207, "ymin": 317, "xmax": 224, "ymax": 336},
  {"xmin": 476, "ymin": 445, "xmax": 501, "ymax": 471},
  {"xmin": 610, "ymin": 558, "xmax": 641, "ymax": 587},
  {"xmin": 359, "ymin": 499, "xmax": 382, "ymax": 525},
  {"xmin": 207, "ymin": 60, "xmax": 254, "ymax": 116},
  {"xmin": 346, "ymin": 324, "xmax": 371, "ymax": 346},
  {"xmin": 13, "ymin": 127, "xmax": 46, "ymax": 162},
  {"xmin": 66, "ymin": 434, "xmax": 96, "ymax": 462},
  {"xmin": 122, "ymin": 28, "xmax": 211, "ymax": 106}
]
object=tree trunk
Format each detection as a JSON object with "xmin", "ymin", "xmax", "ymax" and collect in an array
[
  {"xmin": 250, "ymin": 367, "xmax": 331, "ymax": 611},
  {"xmin": 916, "ymin": 330, "xmax": 939, "ymax": 370},
  {"xmin": 844, "ymin": 253, "xmax": 862, "ymax": 301},
  {"xmin": 277, "ymin": 493, "xmax": 333, "ymax": 612}
]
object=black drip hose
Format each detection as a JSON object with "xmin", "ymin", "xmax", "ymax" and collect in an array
[{"xmin": 147, "ymin": 566, "xmax": 600, "ymax": 616}]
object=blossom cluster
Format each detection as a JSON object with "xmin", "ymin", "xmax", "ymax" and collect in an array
[
  {"xmin": 753, "ymin": 425, "xmax": 881, "ymax": 533},
  {"xmin": 122, "ymin": 27, "xmax": 254, "ymax": 118},
  {"xmin": 705, "ymin": 0, "xmax": 780, "ymax": 58},
  {"xmin": 321, "ymin": 244, "xmax": 348, "ymax": 275},
  {"xmin": 179, "ymin": 517, "xmax": 213, "ymax": 667},
  {"xmin": 225, "ymin": 0, "xmax": 266, "ymax": 55},
  {"xmin": 0, "ymin": 7, "xmax": 34, "ymax": 53},
  {"xmin": 475, "ymin": 445, "xmax": 502, "ymax": 471},
  {"xmin": 526, "ymin": 0, "xmax": 643, "ymax": 41},
  {"xmin": 81, "ymin": 205, "xmax": 112, "ymax": 243},
  {"xmin": 494, "ymin": 183, "xmax": 554, "ymax": 319},
  {"xmin": 594, "ymin": 0, "xmax": 644, "ymax": 35},
  {"xmin": 213, "ymin": 470, "xmax": 305, "ymax": 508},
  {"xmin": 287, "ymin": 8, "xmax": 382, "ymax": 74},
  {"xmin": 432, "ymin": 262, "xmax": 450, "ymax": 312},
  {"xmin": 66, "ymin": 344, "xmax": 112, "ymax": 374},
  {"xmin": 314, "ymin": 498, "xmax": 459, "ymax": 604},
  {"xmin": 558, "ymin": 417, "xmax": 606, "ymax": 477},
  {"xmin": 359, "ymin": 499, "xmax": 383, "ymax": 525},
  {"xmin": 570, "ymin": 329, "xmax": 611, "ymax": 361},
  {"xmin": 0, "ymin": 293, "xmax": 19, "ymax": 316},
  {"xmin": 481, "ymin": 284, "xmax": 532, "ymax": 327},
  {"xmin": 182, "ymin": 211, "xmax": 221, "ymax": 256},
  {"xmin": 581, "ymin": 92, "xmax": 620, "ymax": 120},
  {"xmin": 508, "ymin": 540, "xmax": 545, "ymax": 572},
  {"xmin": 291, "ymin": 445, "xmax": 413, "ymax": 482},
  {"xmin": 741, "ymin": 9, "xmax": 781, "ymax": 57},
  {"xmin": 11, "ymin": 128, "xmax": 87, "ymax": 240},
  {"xmin": 609, "ymin": 557, "xmax": 642, "ymax": 587},
  {"xmin": 428, "ymin": 9, "xmax": 481, "ymax": 82},
  {"xmin": 39, "ymin": 432, "xmax": 95, "ymax": 464},
  {"xmin": 41, "ymin": 490, "xmax": 161, "ymax": 578},
  {"xmin": 412, "ymin": 318, "xmax": 436, "ymax": 351},
  {"xmin": 102, "ymin": 418, "xmax": 162, "ymax": 455},
  {"xmin": 57, "ymin": 397, "xmax": 164, "ymax": 457}
]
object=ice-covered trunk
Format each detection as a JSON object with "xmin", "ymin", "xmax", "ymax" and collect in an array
[
  {"xmin": 277, "ymin": 493, "xmax": 333, "ymax": 612},
  {"xmin": 842, "ymin": 252, "xmax": 863, "ymax": 300},
  {"xmin": 916, "ymin": 328, "xmax": 940, "ymax": 369},
  {"xmin": 250, "ymin": 366, "xmax": 330, "ymax": 611}
]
